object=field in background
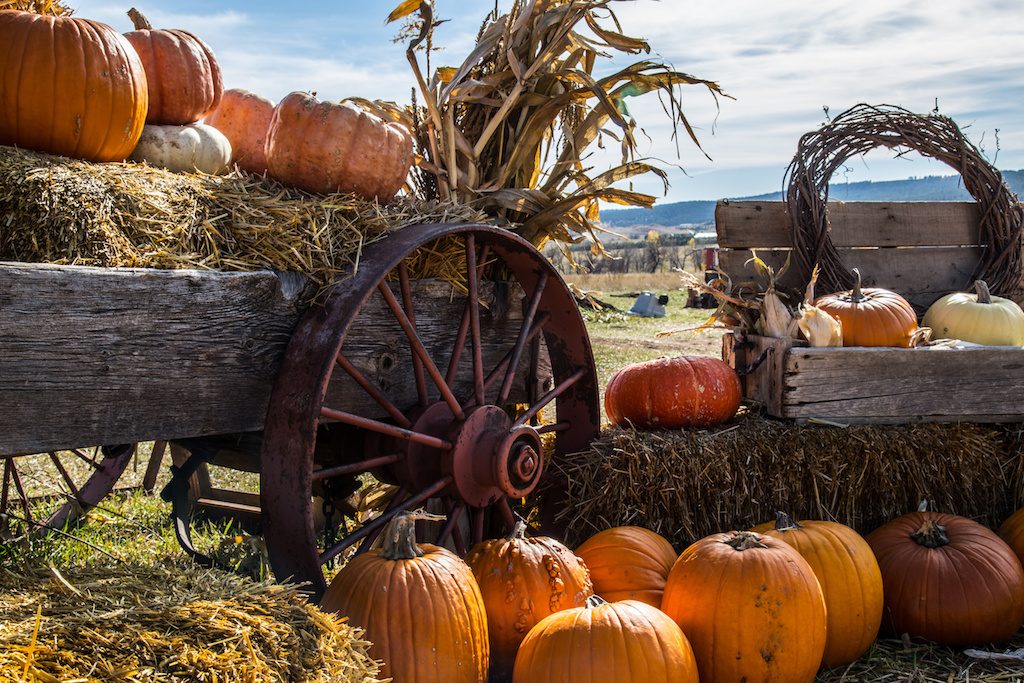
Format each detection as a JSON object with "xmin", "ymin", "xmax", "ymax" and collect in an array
[{"xmin": 562, "ymin": 271, "xmax": 687, "ymax": 294}]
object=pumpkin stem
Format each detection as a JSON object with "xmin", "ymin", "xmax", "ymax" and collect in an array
[
  {"xmin": 127, "ymin": 7, "xmax": 154, "ymax": 30},
  {"xmin": 584, "ymin": 595, "xmax": 608, "ymax": 609},
  {"xmin": 774, "ymin": 511, "xmax": 802, "ymax": 531},
  {"xmin": 849, "ymin": 268, "xmax": 865, "ymax": 302},
  {"xmin": 379, "ymin": 509, "xmax": 445, "ymax": 561},
  {"xmin": 724, "ymin": 531, "xmax": 768, "ymax": 551},
  {"xmin": 974, "ymin": 280, "xmax": 993, "ymax": 304},
  {"xmin": 507, "ymin": 520, "xmax": 529, "ymax": 540},
  {"xmin": 910, "ymin": 519, "xmax": 950, "ymax": 549}
]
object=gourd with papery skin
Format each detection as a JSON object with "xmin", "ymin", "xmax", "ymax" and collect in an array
[
  {"xmin": 815, "ymin": 268, "xmax": 918, "ymax": 347},
  {"xmin": 604, "ymin": 356, "xmax": 741, "ymax": 429},
  {"xmin": 751, "ymin": 512, "xmax": 882, "ymax": 668},
  {"xmin": 575, "ymin": 526, "xmax": 676, "ymax": 607},
  {"xmin": 923, "ymin": 280, "xmax": 1024, "ymax": 345},
  {"xmin": 320, "ymin": 511, "xmax": 489, "ymax": 683},
  {"xmin": 130, "ymin": 123, "xmax": 231, "ymax": 174},
  {"xmin": 124, "ymin": 7, "xmax": 223, "ymax": 125},
  {"xmin": 0, "ymin": 10, "xmax": 148, "ymax": 162},
  {"xmin": 513, "ymin": 596, "xmax": 699, "ymax": 683},
  {"xmin": 204, "ymin": 88, "xmax": 275, "ymax": 174},
  {"xmin": 264, "ymin": 92, "xmax": 413, "ymax": 200},
  {"xmin": 866, "ymin": 507, "xmax": 1024, "ymax": 646},
  {"xmin": 661, "ymin": 530, "xmax": 827, "ymax": 683},
  {"xmin": 466, "ymin": 522, "xmax": 593, "ymax": 680}
]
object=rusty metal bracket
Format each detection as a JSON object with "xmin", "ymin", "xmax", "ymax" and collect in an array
[{"xmin": 735, "ymin": 346, "xmax": 772, "ymax": 377}]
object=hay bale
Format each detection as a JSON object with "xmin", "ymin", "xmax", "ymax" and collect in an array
[
  {"xmin": 0, "ymin": 564, "xmax": 384, "ymax": 682},
  {"xmin": 552, "ymin": 415, "xmax": 1024, "ymax": 549}
]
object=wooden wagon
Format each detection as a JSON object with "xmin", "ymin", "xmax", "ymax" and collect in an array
[{"xmin": 0, "ymin": 222, "xmax": 601, "ymax": 599}]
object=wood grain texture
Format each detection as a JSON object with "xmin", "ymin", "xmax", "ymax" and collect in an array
[{"xmin": 0, "ymin": 263, "xmax": 549, "ymax": 454}]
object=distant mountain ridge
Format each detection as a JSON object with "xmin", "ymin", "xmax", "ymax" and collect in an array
[{"xmin": 600, "ymin": 170, "xmax": 1024, "ymax": 229}]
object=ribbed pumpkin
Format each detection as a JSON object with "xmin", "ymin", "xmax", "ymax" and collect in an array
[
  {"xmin": 264, "ymin": 92, "xmax": 413, "ymax": 200},
  {"xmin": 922, "ymin": 280, "xmax": 1024, "ymax": 346},
  {"xmin": 130, "ymin": 123, "xmax": 231, "ymax": 174},
  {"xmin": 604, "ymin": 356, "xmax": 741, "ymax": 429},
  {"xmin": 575, "ymin": 526, "xmax": 676, "ymax": 607},
  {"xmin": 466, "ymin": 522, "xmax": 593, "ymax": 680},
  {"xmin": 998, "ymin": 506, "xmax": 1024, "ymax": 566},
  {"xmin": 814, "ymin": 269, "xmax": 918, "ymax": 347},
  {"xmin": 513, "ymin": 596, "xmax": 699, "ymax": 683},
  {"xmin": 124, "ymin": 7, "xmax": 223, "ymax": 125},
  {"xmin": 204, "ymin": 88, "xmax": 275, "ymax": 174},
  {"xmin": 751, "ymin": 512, "xmax": 883, "ymax": 668},
  {"xmin": 0, "ymin": 10, "xmax": 148, "ymax": 162},
  {"xmin": 866, "ymin": 507, "xmax": 1024, "ymax": 646},
  {"xmin": 661, "ymin": 530, "xmax": 827, "ymax": 683},
  {"xmin": 321, "ymin": 511, "xmax": 489, "ymax": 682}
]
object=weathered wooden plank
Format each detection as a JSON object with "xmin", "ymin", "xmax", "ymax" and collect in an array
[
  {"xmin": 722, "ymin": 332, "xmax": 790, "ymax": 416},
  {"xmin": 715, "ymin": 201, "xmax": 982, "ymax": 248},
  {"xmin": 0, "ymin": 263, "xmax": 549, "ymax": 455}
]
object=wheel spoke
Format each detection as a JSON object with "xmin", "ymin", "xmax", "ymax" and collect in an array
[
  {"xmin": 465, "ymin": 312, "xmax": 550, "ymax": 409},
  {"xmin": 496, "ymin": 497, "xmax": 517, "ymax": 532},
  {"xmin": 9, "ymin": 461, "xmax": 31, "ymax": 527},
  {"xmin": 320, "ymin": 476, "xmax": 451, "ymax": 565},
  {"xmin": 377, "ymin": 281, "xmax": 465, "ymax": 420},
  {"xmin": 48, "ymin": 452, "xmax": 82, "ymax": 501},
  {"xmin": 320, "ymin": 406, "xmax": 452, "ymax": 450},
  {"xmin": 67, "ymin": 448, "xmax": 102, "ymax": 471},
  {"xmin": 444, "ymin": 244, "xmax": 490, "ymax": 390},
  {"xmin": 437, "ymin": 501, "xmax": 465, "ymax": 546},
  {"xmin": 498, "ymin": 270, "xmax": 548, "ymax": 405},
  {"xmin": 335, "ymin": 355, "xmax": 413, "ymax": 428},
  {"xmin": 471, "ymin": 505, "xmax": 484, "ymax": 546},
  {"xmin": 311, "ymin": 453, "xmax": 405, "ymax": 481},
  {"xmin": 514, "ymin": 367, "xmax": 588, "ymax": 427},
  {"xmin": 527, "ymin": 335, "xmax": 542, "ymax": 424},
  {"xmin": 465, "ymin": 234, "xmax": 486, "ymax": 406},
  {"xmin": 537, "ymin": 421, "xmax": 570, "ymax": 434},
  {"xmin": 1, "ymin": 459, "xmax": 12, "ymax": 521},
  {"xmin": 398, "ymin": 260, "xmax": 429, "ymax": 406}
]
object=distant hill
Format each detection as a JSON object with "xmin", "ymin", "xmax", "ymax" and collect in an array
[{"xmin": 600, "ymin": 170, "xmax": 1024, "ymax": 230}]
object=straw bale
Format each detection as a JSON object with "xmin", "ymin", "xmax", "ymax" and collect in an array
[
  {"xmin": 552, "ymin": 414, "xmax": 1024, "ymax": 549},
  {"xmin": 0, "ymin": 564, "xmax": 385, "ymax": 682}
]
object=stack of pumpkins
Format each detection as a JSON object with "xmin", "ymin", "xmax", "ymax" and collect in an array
[
  {"xmin": 321, "ymin": 504, "xmax": 1024, "ymax": 683},
  {"xmin": 0, "ymin": 7, "xmax": 411, "ymax": 202}
]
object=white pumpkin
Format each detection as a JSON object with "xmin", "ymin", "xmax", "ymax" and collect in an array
[
  {"xmin": 922, "ymin": 280, "xmax": 1024, "ymax": 346},
  {"xmin": 130, "ymin": 123, "xmax": 232, "ymax": 175}
]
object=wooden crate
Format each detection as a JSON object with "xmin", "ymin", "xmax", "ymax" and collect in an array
[{"xmin": 716, "ymin": 200, "xmax": 1024, "ymax": 424}]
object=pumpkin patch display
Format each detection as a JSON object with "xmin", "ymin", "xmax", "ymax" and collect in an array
[
  {"xmin": 923, "ymin": 280, "xmax": 1024, "ymax": 345},
  {"xmin": 513, "ymin": 596, "xmax": 699, "ymax": 683},
  {"xmin": 814, "ymin": 268, "xmax": 918, "ymax": 347},
  {"xmin": 751, "ymin": 512, "xmax": 883, "ymax": 668},
  {"xmin": 661, "ymin": 530, "xmax": 826, "ymax": 683},
  {"xmin": 130, "ymin": 123, "xmax": 232, "ymax": 175},
  {"xmin": 604, "ymin": 356, "xmax": 741, "ymax": 429},
  {"xmin": 124, "ymin": 7, "xmax": 223, "ymax": 125},
  {"xmin": 867, "ymin": 507, "xmax": 1024, "ymax": 646},
  {"xmin": 466, "ymin": 521, "xmax": 593, "ymax": 680},
  {"xmin": 320, "ymin": 511, "xmax": 489, "ymax": 682},
  {"xmin": 0, "ymin": 10, "xmax": 148, "ymax": 162},
  {"xmin": 204, "ymin": 88, "xmax": 275, "ymax": 175},
  {"xmin": 264, "ymin": 92, "xmax": 413, "ymax": 200},
  {"xmin": 575, "ymin": 526, "xmax": 676, "ymax": 607}
]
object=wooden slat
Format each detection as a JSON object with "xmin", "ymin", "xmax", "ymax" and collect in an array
[
  {"xmin": 715, "ymin": 201, "xmax": 982, "ymax": 248},
  {"xmin": 721, "ymin": 332, "xmax": 790, "ymax": 416}
]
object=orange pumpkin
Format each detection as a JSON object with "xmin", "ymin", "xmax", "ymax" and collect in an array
[
  {"xmin": 998, "ymin": 506, "xmax": 1024, "ymax": 566},
  {"xmin": 814, "ymin": 268, "xmax": 918, "ymax": 347},
  {"xmin": 867, "ymin": 508, "xmax": 1024, "ymax": 646},
  {"xmin": 604, "ymin": 356, "xmax": 741, "ymax": 429},
  {"xmin": 0, "ymin": 10, "xmax": 148, "ymax": 162},
  {"xmin": 661, "ymin": 531, "xmax": 827, "ymax": 683},
  {"xmin": 264, "ymin": 92, "xmax": 413, "ymax": 200},
  {"xmin": 513, "ymin": 596, "xmax": 699, "ymax": 683},
  {"xmin": 321, "ymin": 511, "xmax": 489, "ymax": 682},
  {"xmin": 751, "ymin": 512, "xmax": 883, "ymax": 668},
  {"xmin": 466, "ymin": 521, "xmax": 593, "ymax": 680},
  {"xmin": 575, "ymin": 526, "xmax": 676, "ymax": 607},
  {"xmin": 205, "ymin": 88, "xmax": 274, "ymax": 175},
  {"xmin": 124, "ymin": 8, "xmax": 223, "ymax": 125}
]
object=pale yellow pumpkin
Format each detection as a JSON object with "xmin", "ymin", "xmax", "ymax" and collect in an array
[
  {"xmin": 130, "ymin": 123, "xmax": 232, "ymax": 175},
  {"xmin": 922, "ymin": 280, "xmax": 1024, "ymax": 346}
]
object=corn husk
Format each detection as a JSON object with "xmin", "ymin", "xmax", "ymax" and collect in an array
[
  {"xmin": 795, "ymin": 265, "xmax": 842, "ymax": 346},
  {"xmin": 750, "ymin": 252, "xmax": 798, "ymax": 338}
]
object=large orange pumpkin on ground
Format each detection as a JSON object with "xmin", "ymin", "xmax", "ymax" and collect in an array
[
  {"xmin": 751, "ymin": 512, "xmax": 883, "ymax": 668},
  {"xmin": 320, "ymin": 511, "xmax": 489, "ymax": 682},
  {"xmin": 0, "ymin": 10, "xmax": 148, "ymax": 162},
  {"xmin": 604, "ymin": 356, "xmax": 741, "ymax": 429},
  {"xmin": 998, "ymin": 506, "xmax": 1024, "ymax": 566},
  {"xmin": 814, "ymin": 268, "xmax": 918, "ymax": 347},
  {"xmin": 466, "ymin": 521, "xmax": 593, "ymax": 681},
  {"xmin": 661, "ymin": 530, "xmax": 827, "ymax": 683},
  {"xmin": 866, "ymin": 508, "xmax": 1024, "ymax": 646},
  {"xmin": 513, "ymin": 596, "xmax": 699, "ymax": 683},
  {"xmin": 575, "ymin": 526, "xmax": 676, "ymax": 607},
  {"xmin": 264, "ymin": 91, "xmax": 413, "ymax": 200},
  {"xmin": 205, "ymin": 88, "xmax": 275, "ymax": 175},
  {"xmin": 124, "ymin": 7, "xmax": 223, "ymax": 125}
]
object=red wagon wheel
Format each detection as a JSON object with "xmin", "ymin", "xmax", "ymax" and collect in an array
[
  {"xmin": 261, "ymin": 223, "xmax": 599, "ymax": 598},
  {"xmin": 0, "ymin": 444, "xmax": 135, "ymax": 539}
]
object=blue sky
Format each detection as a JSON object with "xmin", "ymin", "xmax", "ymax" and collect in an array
[{"xmin": 80, "ymin": 0, "xmax": 1024, "ymax": 202}]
